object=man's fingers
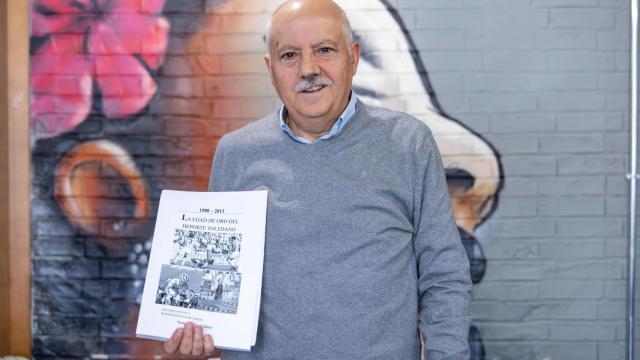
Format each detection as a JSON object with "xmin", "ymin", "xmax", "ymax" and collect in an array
[
  {"xmin": 192, "ymin": 325, "xmax": 204, "ymax": 356},
  {"xmin": 204, "ymin": 334, "xmax": 216, "ymax": 356},
  {"xmin": 161, "ymin": 322, "xmax": 213, "ymax": 357},
  {"xmin": 179, "ymin": 322, "xmax": 194, "ymax": 355},
  {"xmin": 162, "ymin": 327, "xmax": 183, "ymax": 354}
]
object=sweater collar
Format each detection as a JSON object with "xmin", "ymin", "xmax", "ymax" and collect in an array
[{"xmin": 278, "ymin": 91, "xmax": 358, "ymax": 144}]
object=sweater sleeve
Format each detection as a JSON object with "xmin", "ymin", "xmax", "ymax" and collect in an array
[
  {"xmin": 208, "ymin": 136, "xmax": 228, "ymax": 192},
  {"xmin": 413, "ymin": 133, "xmax": 472, "ymax": 359}
]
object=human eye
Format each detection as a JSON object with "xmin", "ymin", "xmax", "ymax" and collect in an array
[
  {"xmin": 280, "ymin": 51, "xmax": 297, "ymax": 60},
  {"xmin": 316, "ymin": 47, "xmax": 335, "ymax": 56}
]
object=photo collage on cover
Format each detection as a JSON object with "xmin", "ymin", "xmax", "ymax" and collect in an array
[{"xmin": 155, "ymin": 229, "xmax": 243, "ymax": 314}]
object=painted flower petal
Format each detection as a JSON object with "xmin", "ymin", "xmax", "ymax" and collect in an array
[
  {"xmin": 33, "ymin": 0, "xmax": 87, "ymax": 15},
  {"xmin": 88, "ymin": 22, "xmax": 131, "ymax": 55},
  {"xmin": 30, "ymin": 0, "xmax": 168, "ymax": 128},
  {"xmin": 31, "ymin": 12, "xmax": 77, "ymax": 36},
  {"xmin": 31, "ymin": 36, "xmax": 93, "ymax": 138},
  {"xmin": 109, "ymin": 0, "xmax": 142, "ymax": 14},
  {"xmin": 139, "ymin": 17, "xmax": 169, "ymax": 69},
  {"xmin": 109, "ymin": 0, "xmax": 165, "ymax": 14},
  {"xmin": 95, "ymin": 15, "xmax": 169, "ymax": 68},
  {"xmin": 94, "ymin": 52, "xmax": 157, "ymax": 118},
  {"xmin": 108, "ymin": 12, "xmax": 152, "ymax": 35},
  {"xmin": 32, "ymin": 35, "xmax": 87, "ymax": 74},
  {"xmin": 31, "ymin": 0, "xmax": 91, "ymax": 36},
  {"xmin": 141, "ymin": 0, "xmax": 166, "ymax": 14},
  {"xmin": 48, "ymin": 33, "xmax": 86, "ymax": 54}
]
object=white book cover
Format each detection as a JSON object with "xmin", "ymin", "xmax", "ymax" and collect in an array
[{"xmin": 136, "ymin": 190, "xmax": 268, "ymax": 351}]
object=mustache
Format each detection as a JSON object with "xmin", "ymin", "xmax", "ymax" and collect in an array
[{"xmin": 295, "ymin": 76, "xmax": 332, "ymax": 92}]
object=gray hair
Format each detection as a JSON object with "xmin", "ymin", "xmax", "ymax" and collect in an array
[{"xmin": 264, "ymin": 0, "xmax": 354, "ymax": 53}]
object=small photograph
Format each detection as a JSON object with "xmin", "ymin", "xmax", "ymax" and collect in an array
[
  {"xmin": 155, "ymin": 265, "xmax": 242, "ymax": 314},
  {"xmin": 197, "ymin": 269, "xmax": 242, "ymax": 314},
  {"xmin": 170, "ymin": 229, "xmax": 242, "ymax": 271}
]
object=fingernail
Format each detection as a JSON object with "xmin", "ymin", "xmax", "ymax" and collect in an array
[
  {"xmin": 173, "ymin": 328, "xmax": 183, "ymax": 340},
  {"xmin": 186, "ymin": 322, "xmax": 193, "ymax": 329}
]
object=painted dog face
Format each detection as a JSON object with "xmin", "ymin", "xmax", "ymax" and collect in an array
[{"xmin": 180, "ymin": 0, "xmax": 502, "ymax": 234}]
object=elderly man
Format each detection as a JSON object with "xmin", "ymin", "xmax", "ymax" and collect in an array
[{"xmin": 163, "ymin": 0, "xmax": 471, "ymax": 358}]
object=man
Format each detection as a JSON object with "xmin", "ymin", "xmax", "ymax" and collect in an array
[
  {"xmin": 163, "ymin": 273, "xmax": 190, "ymax": 306},
  {"xmin": 176, "ymin": 0, "xmax": 501, "ymax": 237},
  {"xmin": 163, "ymin": 0, "xmax": 471, "ymax": 358},
  {"xmin": 214, "ymin": 278, "xmax": 224, "ymax": 300}
]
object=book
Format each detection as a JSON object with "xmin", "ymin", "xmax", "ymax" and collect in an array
[{"xmin": 136, "ymin": 189, "xmax": 268, "ymax": 351}]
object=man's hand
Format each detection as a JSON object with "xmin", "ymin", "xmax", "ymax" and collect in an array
[{"xmin": 162, "ymin": 322, "xmax": 216, "ymax": 357}]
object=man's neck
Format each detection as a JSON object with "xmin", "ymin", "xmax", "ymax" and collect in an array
[
  {"xmin": 285, "ymin": 113, "xmax": 336, "ymax": 142},
  {"xmin": 285, "ymin": 93, "xmax": 351, "ymax": 142}
]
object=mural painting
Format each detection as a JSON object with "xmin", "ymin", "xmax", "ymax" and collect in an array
[{"xmin": 30, "ymin": 0, "xmax": 503, "ymax": 358}]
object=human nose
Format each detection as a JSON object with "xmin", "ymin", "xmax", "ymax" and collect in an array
[{"xmin": 300, "ymin": 51, "xmax": 320, "ymax": 77}]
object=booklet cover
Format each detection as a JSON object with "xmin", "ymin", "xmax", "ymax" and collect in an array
[{"xmin": 136, "ymin": 190, "xmax": 268, "ymax": 351}]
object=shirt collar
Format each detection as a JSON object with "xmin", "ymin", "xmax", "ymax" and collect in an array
[{"xmin": 279, "ymin": 91, "xmax": 358, "ymax": 144}]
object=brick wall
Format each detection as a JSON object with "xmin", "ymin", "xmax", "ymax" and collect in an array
[
  {"xmin": 29, "ymin": 0, "xmax": 633, "ymax": 359},
  {"xmin": 390, "ymin": 0, "xmax": 630, "ymax": 358}
]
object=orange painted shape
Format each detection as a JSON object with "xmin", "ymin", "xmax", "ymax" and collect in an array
[{"xmin": 53, "ymin": 139, "xmax": 150, "ymax": 235}]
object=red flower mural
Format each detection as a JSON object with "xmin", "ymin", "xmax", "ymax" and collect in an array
[{"xmin": 30, "ymin": 0, "xmax": 170, "ymax": 139}]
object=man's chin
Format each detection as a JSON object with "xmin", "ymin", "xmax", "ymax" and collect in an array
[
  {"xmin": 289, "ymin": 102, "xmax": 333, "ymax": 120},
  {"xmin": 296, "ymin": 108, "xmax": 333, "ymax": 121}
]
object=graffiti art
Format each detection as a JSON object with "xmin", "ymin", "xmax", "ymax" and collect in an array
[{"xmin": 30, "ymin": 0, "xmax": 502, "ymax": 358}]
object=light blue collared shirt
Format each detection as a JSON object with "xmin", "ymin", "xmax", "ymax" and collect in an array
[{"xmin": 279, "ymin": 92, "xmax": 358, "ymax": 144}]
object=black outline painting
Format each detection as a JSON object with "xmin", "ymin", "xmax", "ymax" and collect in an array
[{"xmin": 29, "ymin": 1, "xmax": 503, "ymax": 358}]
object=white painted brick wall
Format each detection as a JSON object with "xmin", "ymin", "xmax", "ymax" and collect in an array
[{"xmin": 399, "ymin": 0, "xmax": 632, "ymax": 358}]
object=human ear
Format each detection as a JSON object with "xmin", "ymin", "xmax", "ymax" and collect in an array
[
  {"xmin": 264, "ymin": 54, "xmax": 276, "ymax": 84},
  {"xmin": 350, "ymin": 42, "xmax": 361, "ymax": 75}
]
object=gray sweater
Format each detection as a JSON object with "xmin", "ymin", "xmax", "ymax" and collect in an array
[{"xmin": 209, "ymin": 101, "xmax": 471, "ymax": 359}]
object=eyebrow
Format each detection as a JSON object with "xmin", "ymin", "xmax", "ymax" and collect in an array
[
  {"xmin": 275, "ymin": 39, "xmax": 339, "ymax": 53},
  {"xmin": 311, "ymin": 39, "xmax": 338, "ymax": 48},
  {"xmin": 276, "ymin": 44, "xmax": 300, "ymax": 53}
]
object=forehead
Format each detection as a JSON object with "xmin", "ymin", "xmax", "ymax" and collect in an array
[{"xmin": 270, "ymin": 13, "xmax": 345, "ymax": 48}]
